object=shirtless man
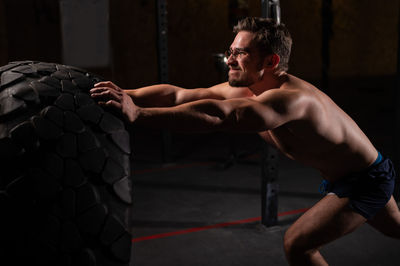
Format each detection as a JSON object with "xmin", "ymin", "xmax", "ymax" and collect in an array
[{"xmin": 90, "ymin": 17, "xmax": 400, "ymax": 265}]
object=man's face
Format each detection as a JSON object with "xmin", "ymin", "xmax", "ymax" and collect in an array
[{"xmin": 227, "ymin": 31, "xmax": 264, "ymax": 87}]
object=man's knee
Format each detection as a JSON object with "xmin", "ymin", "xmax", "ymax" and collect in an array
[
  {"xmin": 284, "ymin": 231, "xmax": 322, "ymax": 266},
  {"xmin": 283, "ymin": 229, "xmax": 302, "ymax": 255},
  {"xmin": 283, "ymin": 228, "xmax": 315, "ymax": 258}
]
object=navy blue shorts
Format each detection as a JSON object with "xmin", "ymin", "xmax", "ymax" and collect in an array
[{"xmin": 319, "ymin": 153, "xmax": 396, "ymax": 220}]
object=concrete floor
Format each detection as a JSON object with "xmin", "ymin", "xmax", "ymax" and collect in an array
[{"xmin": 128, "ymin": 132, "xmax": 400, "ymax": 266}]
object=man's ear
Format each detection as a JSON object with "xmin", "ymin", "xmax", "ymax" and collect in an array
[{"xmin": 264, "ymin": 54, "xmax": 280, "ymax": 69}]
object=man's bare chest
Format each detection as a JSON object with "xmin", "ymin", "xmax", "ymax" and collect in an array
[{"xmin": 258, "ymin": 125, "xmax": 311, "ymax": 159}]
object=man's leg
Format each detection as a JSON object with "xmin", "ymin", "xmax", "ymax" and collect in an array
[
  {"xmin": 283, "ymin": 194, "xmax": 367, "ymax": 266},
  {"xmin": 367, "ymin": 196, "xmax": 400, "ymax": 238}
]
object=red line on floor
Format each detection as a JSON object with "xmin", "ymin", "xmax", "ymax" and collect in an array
[{"xmin": 132, "ymin": 207, "xmax": 309, "ymax": 243}]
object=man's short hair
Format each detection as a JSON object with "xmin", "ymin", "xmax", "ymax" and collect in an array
[{"xmin": 233, "ymin": 17, "xmax": 292, "ymax": 72}]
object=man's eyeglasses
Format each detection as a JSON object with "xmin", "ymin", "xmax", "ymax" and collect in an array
[{"xmin": 224, "ymin": 48, "xmax": 250, "ymax": 59}]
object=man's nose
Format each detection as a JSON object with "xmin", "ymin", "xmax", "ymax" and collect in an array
[{"xmin": 226, "ymin": 54, "xmax": 237, "ymax": 66}]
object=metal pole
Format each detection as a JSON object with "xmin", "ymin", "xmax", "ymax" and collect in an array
[
  {"xmin": 262, "ymin": 0, "xmax": 281, "ymax": 25},
  {"xmin": 394, "ymin": 3, "xmax": 400, "ymax": 202},
  {"xmin": 156, "ymin": 0, "xmax": 172, "ymax": 162},
  {"xmin": 156, "ymin": 0, "xmax": 168, "ymax": 84},
  {"xmin": 260, "ymin": 0, "xmax": 281, "ymax": 227},
  {"xmin": 321, "ymin": 0, "xmax": 332, "ymax": 95},
  {"xmin": 261, "ymin": 142, "xmax": 279, "ymax": 226},
  {"xmin": 261, "ymin": 0, "xmax": 269, "ymax": 19}
]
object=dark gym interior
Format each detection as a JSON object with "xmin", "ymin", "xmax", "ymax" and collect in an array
[{"xmin": 0, "ymin": 0, "xmax": 400, "ymax": 265}]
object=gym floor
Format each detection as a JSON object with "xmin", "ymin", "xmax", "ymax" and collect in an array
[{"xmin": 128, "ymin": 130, "xmax": 400, "ymax": 266}]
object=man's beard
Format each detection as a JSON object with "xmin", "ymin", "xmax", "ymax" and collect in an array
[
  {"xmin": 228, "ymin": 79, "xmax": 251, "ymax": 87},
  {"xmin": 228, "ymin": 66, "xmax": 264, "ymax": 87},
  {"xmin": 228, "ymin": 72, "xmax": 254, "ymax": 87},
  {"xmin": 228, "ymin": 72, "xmax": 253, "ymax": 87}
]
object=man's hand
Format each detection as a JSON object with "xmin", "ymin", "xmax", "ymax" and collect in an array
[{"xmin": 90, "ymin": 81, "xmax": 139, "ymax": 123}]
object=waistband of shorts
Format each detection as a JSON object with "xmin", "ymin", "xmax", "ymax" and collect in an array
[
  {"xmin": 319, "ymin": 151, "xmax": 383, "ymax": 195},
  {"xmin": 370, "ymin": 151, "xmax": 383, "ymax": 167}
]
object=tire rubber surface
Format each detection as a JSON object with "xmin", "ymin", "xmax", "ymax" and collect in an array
[{"xmin": 0, "ymin": 61, "xmax": 133, "ymax": 266}]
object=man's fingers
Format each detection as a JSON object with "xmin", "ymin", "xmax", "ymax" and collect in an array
[
  {"xmin": 94, "ymin": 81, "xmax": 114, "ymax": 87},
  {"xmin": 90, "ymin": 87, "xmax": 107, "ymax": 93},
  {"xmin": 90, "ymin": 86, "xmax": 121, "ymax": 94},
  {"xmin": 98, "ymin": 99, "xmax": 122, "ymax": 109},
  {"xmin": 90, "ymin": 87, "xmax": 123, "ymax": 105},
  {"xmin": 94, "ymin": 81, "xmax": 121, "ymax": 91},
  {"xmin": 106, "ymin": 100, "xmax": 122, "ymax": 109},
  {"xmin": 90, "ymin": 89, "xmax": 122, "ymax": 100}
]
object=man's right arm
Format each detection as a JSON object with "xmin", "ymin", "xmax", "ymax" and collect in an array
[{"xmin": 126, "ymin": 83, "xmax": 226, "ymax": 107}]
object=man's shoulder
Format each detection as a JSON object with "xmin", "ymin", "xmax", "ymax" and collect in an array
[
  {"xmin": 257, "ymin": 79, "xmax": 323, "ymax": 119},
  {"xmin": 276, "ymin": 75, "xmax": 325, "ymax": 106},
  {"xmin": 282, "ymin": 74, "xmax": 318, "ymax": 92}
]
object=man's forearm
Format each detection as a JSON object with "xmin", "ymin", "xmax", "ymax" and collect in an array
[
  {"xmin": 126, "ymin": 84, "xmax": 182, "ymax": 107},
  {"xmin": 133, "ymin": 98, "xmax": 269, "ymax": 133},
  {"xmin": 134, "ymin": 99, "xmax": 232, "ymax": 132},
  {"xmin": 126, "ymin": 83, "xmax": 228, "ymax": 108}
]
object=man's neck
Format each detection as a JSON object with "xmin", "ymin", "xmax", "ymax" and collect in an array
[{"xmin": 249, "ymin": 71, "xmax": 288, "ymax": 96}]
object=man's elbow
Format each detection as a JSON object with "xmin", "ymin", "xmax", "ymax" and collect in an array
[{"xmin": 229, "ymin": 106, "xmax": 273, "ymax": 132}]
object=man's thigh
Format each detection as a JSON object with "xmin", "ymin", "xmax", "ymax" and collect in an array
[
  {"xmin": 285, "ymin": 194, "xmax": 367, "ymax": 250},
  {"xmin": 367, "ymin": 196, "xmax": 400, "ymax": 238}
]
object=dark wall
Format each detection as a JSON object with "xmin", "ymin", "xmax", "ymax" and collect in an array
[
  {"xmin": 110, "ymin": 0, "xmax": 262, "ymax": 89},
  {"xmin": 0, "ymin": 0, "xmax": 398, "ymax": 87},
  {"xmin": 326, "ymin": 0, "xmax": 399, "ymax": 153},
  {"xmin": 1, "ymin": 0, "xmax": 62, "ymax": 64},
  {"xmin": 330, "ymin": 0, "xmax": 398, "ymax": 78},
  {"xmin": 109, "ymin": 0, "xmax": 158, "ymax": 88},
  {"xmin": 166, "ymin": 0, "xmax": 261, "ymax": 88},
  {"xmin": 0, "ymin": 0, "xmax": 7, "ymax": 66},
  {"xmin": 281, "ymin": 0, "xmax": 323, "ymax": 82}
]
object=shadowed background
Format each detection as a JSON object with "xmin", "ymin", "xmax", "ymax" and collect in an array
[{"xmin": 0, "ymin": 0, "xmax": 398, "ymax": 159}]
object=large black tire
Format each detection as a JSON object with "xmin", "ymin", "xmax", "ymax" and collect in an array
[{"xmin": 0, "ymin": 61, "xmax": 133, "ymax": 266}]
